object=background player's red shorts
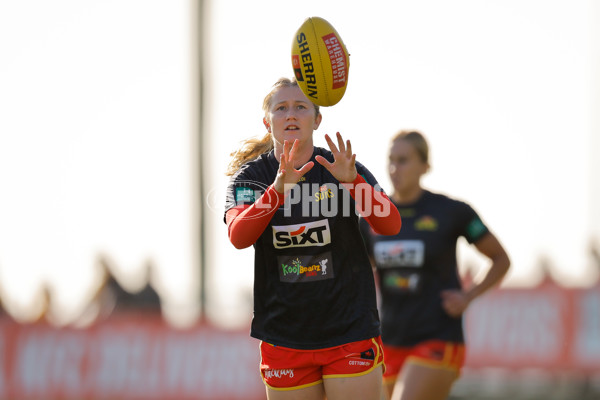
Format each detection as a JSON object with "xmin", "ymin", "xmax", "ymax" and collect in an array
[
  {"xmin": 382, "ymin": 340, "xmax": 465, "ymax": 383},
  {"xmin": 260, "ymin": 336, "xmax": 384, "ymax": 391}
]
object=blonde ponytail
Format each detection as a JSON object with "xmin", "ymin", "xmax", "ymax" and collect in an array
[{"xmin": 225, "ymin": 132, "xmax": 274, "ymax": 176}]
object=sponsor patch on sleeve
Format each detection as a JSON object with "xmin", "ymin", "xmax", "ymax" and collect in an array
[
  {"xmin": 466, "ymin": 217, "xmax": 487, "ymax": 241},
  {"xmin": 235, "ymin": 187, "xmax": 256, "ymax": 204}
]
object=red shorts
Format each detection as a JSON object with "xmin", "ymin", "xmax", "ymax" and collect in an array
[
  {"xmin": 382, "ymin": 340, "xmax": 465, "ymax": 383},
  {"xmin": 260, "ymin": 337, "xmax": 384, "ymax": 391}
]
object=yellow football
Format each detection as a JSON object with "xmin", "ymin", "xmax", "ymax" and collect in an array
[{"xmin": 291, "ymin": 17, "xmax": 349, "ymax": 107}]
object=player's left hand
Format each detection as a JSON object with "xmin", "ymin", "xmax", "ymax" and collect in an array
[
  {"xmin": 315, "ymin": 132, "xmax": 357, "ymax": 183},
  {"xmin": 440, "ymin": 289, "xmax": 470, "ymax": 317}
]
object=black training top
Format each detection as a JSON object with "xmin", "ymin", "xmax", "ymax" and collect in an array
[
  {"xmin": 225, "ymin": 147, "xmax": 383, "ymax": 350},
  {"xmin": 359, "ymin": 190, "xmax": 489, "ymax": 347}
]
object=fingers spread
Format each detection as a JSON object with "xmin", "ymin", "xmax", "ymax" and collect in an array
[
  {"xmin": 283, "ymin": 140, "xmax": 291, "ymax": 157},
  {"xmin": 315, "ymin": 155, "xmax": 332, "ymax": 169},
  {"xmin": 289, "ymin": 139, "xmax": 299, "ymax": 160},
  {"xmin": 324, "ymin": 134, "xmax": 338, "ymax": 153},
  {"xmin": 298, "ymin": 161, "xmax": 315, "ymax": 175},
  {"xmin": 336, "ymin": 132, "xmax": 345, "ymax": 153}
]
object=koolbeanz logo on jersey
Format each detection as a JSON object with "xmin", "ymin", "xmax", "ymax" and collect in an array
[
  {"xmin": 272, "ymin": 220, "xmax": 331, "ymax": 249},
  {"xmin": 277, "ymin": 252, "xmax": 333, "ymax": 283},
  {"xmin": 383, "ymin": 271, "xmax": 422, "ymax": 293}
]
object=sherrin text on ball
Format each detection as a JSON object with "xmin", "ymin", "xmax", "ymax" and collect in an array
[{"xmin": 291, "ymin": 17, "xmax": 349, "ymax": 107}]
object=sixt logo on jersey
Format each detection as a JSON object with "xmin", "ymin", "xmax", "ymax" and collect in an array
[{"xmin": 272, "ymin": 220, "xmax": 331, "ymax": 249}]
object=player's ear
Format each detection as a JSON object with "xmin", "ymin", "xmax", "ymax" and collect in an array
[
  {"xmin": 263, "ymin": 118, "xmax": 271, "ymax": 132},
  {"xmin": 313, "ymin": 113, "xmax": 322, "ymax": 130},
  {"xmin": 423, "ymin": 162, "xmax": 431, "ymax": 174}
]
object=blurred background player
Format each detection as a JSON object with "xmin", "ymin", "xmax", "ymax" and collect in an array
[{"xmin": 359, "ymin": 130, "xmax": 510, "ymax": 400}]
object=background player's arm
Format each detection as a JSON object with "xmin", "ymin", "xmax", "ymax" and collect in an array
[{"xmin": 441, "ymin": 232, "xmax": 510, "ymax": 317}]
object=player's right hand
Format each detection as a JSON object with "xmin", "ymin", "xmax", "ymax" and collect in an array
[{"xmin": 273, "ymin": 139, "xmax": 314, "ymax": 194}]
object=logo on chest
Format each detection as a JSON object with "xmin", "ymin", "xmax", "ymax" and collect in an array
[
  {"xmin": 414, "ymin": 215, "xmax": 438, "ymax": 231},
  {"xmin": 373, "ymin": 240, "xmax": 425, "ymax": 268},
  {"xmin": 277, "ymin": 252, "xmax": 334, "ymax": 283},
  {"xmin": 272, "ymin": 219, "xmax": 331, "ymax": 249}
]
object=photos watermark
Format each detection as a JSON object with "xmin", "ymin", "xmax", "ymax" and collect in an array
[
  {"xmin": 220, "ymin": 181, "xmax": 391, "ymax": 219},
  {"xmin": 208, "ymin": 180, "xmax": 392, "ymax": 220}
]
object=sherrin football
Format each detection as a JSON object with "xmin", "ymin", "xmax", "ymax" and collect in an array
[{"xmin": 291, "ymin": 17, "xmax": 349, "ymax": 107}]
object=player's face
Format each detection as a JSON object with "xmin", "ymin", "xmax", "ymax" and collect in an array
[
  {"xmin": 265, "ymin": 86, "xmax": 321, "ymax": 147},
  {"xmin": 388, "ymin": 139, "xmax": 428, "ymax": 193}
]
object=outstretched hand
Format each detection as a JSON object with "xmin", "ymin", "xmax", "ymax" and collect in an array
[
  {"xmin": 315, "ymin": 132, "xmax": 357, "ymax": 183},
  {"xmin": 273, "ymin": 139, "xmax": 314, "ymax": 194}
]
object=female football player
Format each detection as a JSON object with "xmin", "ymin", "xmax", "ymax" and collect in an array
[
  {"xmin": 359, "ymin": 130, "xmax": 510, "ymax": 400},
  {"xmin": 224, "ymin": 77, "xmax": 402, "ymax": 400}
]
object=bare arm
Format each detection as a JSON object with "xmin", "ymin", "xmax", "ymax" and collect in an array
[{"xmin": 441, "ymin": 232, "xmax": 510, "ymax": 317}]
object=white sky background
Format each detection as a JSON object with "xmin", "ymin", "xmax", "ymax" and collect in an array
[
  {"xmin": 0, "ymin": 0, "xmax": 597, "ymax": 328},
  {"xmin": 0, "ymin": 1, "xmax": 197, "ymax": 325}
]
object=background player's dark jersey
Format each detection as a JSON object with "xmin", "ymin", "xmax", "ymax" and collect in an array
[
  {"xmin": 225, "ymin": 147, "xmax": 385, "ymax": 350},
  {"xmin": 359, "ymin": 190, "xmax": 489, "ymax": 347}
]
